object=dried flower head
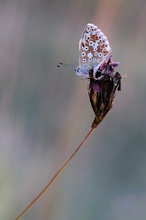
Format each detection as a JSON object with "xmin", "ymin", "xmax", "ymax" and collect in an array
[{"xmin": 88, "ymin": 56, "xmax": 121, "ymax": 128}]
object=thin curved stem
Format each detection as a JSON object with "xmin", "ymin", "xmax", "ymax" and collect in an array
[{"xmin": 15, "ymin": 127, "xmax": 95, "ymax": 220}]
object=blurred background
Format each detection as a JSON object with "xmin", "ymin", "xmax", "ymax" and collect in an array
[{"xmin": 0, "ymin": 0, "xmax": 146, "ymax": 219}]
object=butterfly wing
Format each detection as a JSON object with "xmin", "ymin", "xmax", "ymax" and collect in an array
[{"xmin": 79, "ymin": 23, "xmax": 111, "ymax": 70}]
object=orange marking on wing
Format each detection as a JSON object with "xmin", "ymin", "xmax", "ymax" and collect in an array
[
  {"xmin": 103, "ymin": 50, "xmax": 108, "ymax": 56},
  {"xmin": 91, "ymin": 35, "xmax": 95, "ymax": 39}
]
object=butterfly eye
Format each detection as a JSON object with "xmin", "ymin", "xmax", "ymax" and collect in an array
[{"xmin": 76, "ymin": 68, "xmax": 80, "ymax": 73}]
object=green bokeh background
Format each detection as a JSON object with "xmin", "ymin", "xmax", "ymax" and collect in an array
[{"xmin": 0, "ymin": 0, "xmax": 146, "ymax": 219}]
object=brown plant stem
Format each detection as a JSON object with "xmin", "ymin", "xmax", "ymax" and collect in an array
[{"xmin": 15, "ymin": 127, "xmax": 95, "ymax": 220}]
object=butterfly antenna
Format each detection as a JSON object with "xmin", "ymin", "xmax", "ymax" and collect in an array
[{"xmin": 57, "ymin": 62, "xmax": 76, "ymax": 71}]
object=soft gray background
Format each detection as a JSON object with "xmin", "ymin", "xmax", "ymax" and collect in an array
[{"xmin": 0, "ymin": 0, "xmax": 146, "ymax": 219}]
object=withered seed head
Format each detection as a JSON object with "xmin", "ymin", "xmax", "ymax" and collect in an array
[{"xmin": 88, "ymin": 56, "xmax": 121, "ymax": 128}]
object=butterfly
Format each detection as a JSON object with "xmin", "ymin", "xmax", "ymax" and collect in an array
[
  {"xmin": 58, "ymin": 23, "xmax": 111, "ymax": 79},
  {"xmin": 58, "ymin": 23, "xmax": 121, "ymax": 128},
  {"xmin": 75, "ymin": 23, "xmax": 111, "ymax": 79}
]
